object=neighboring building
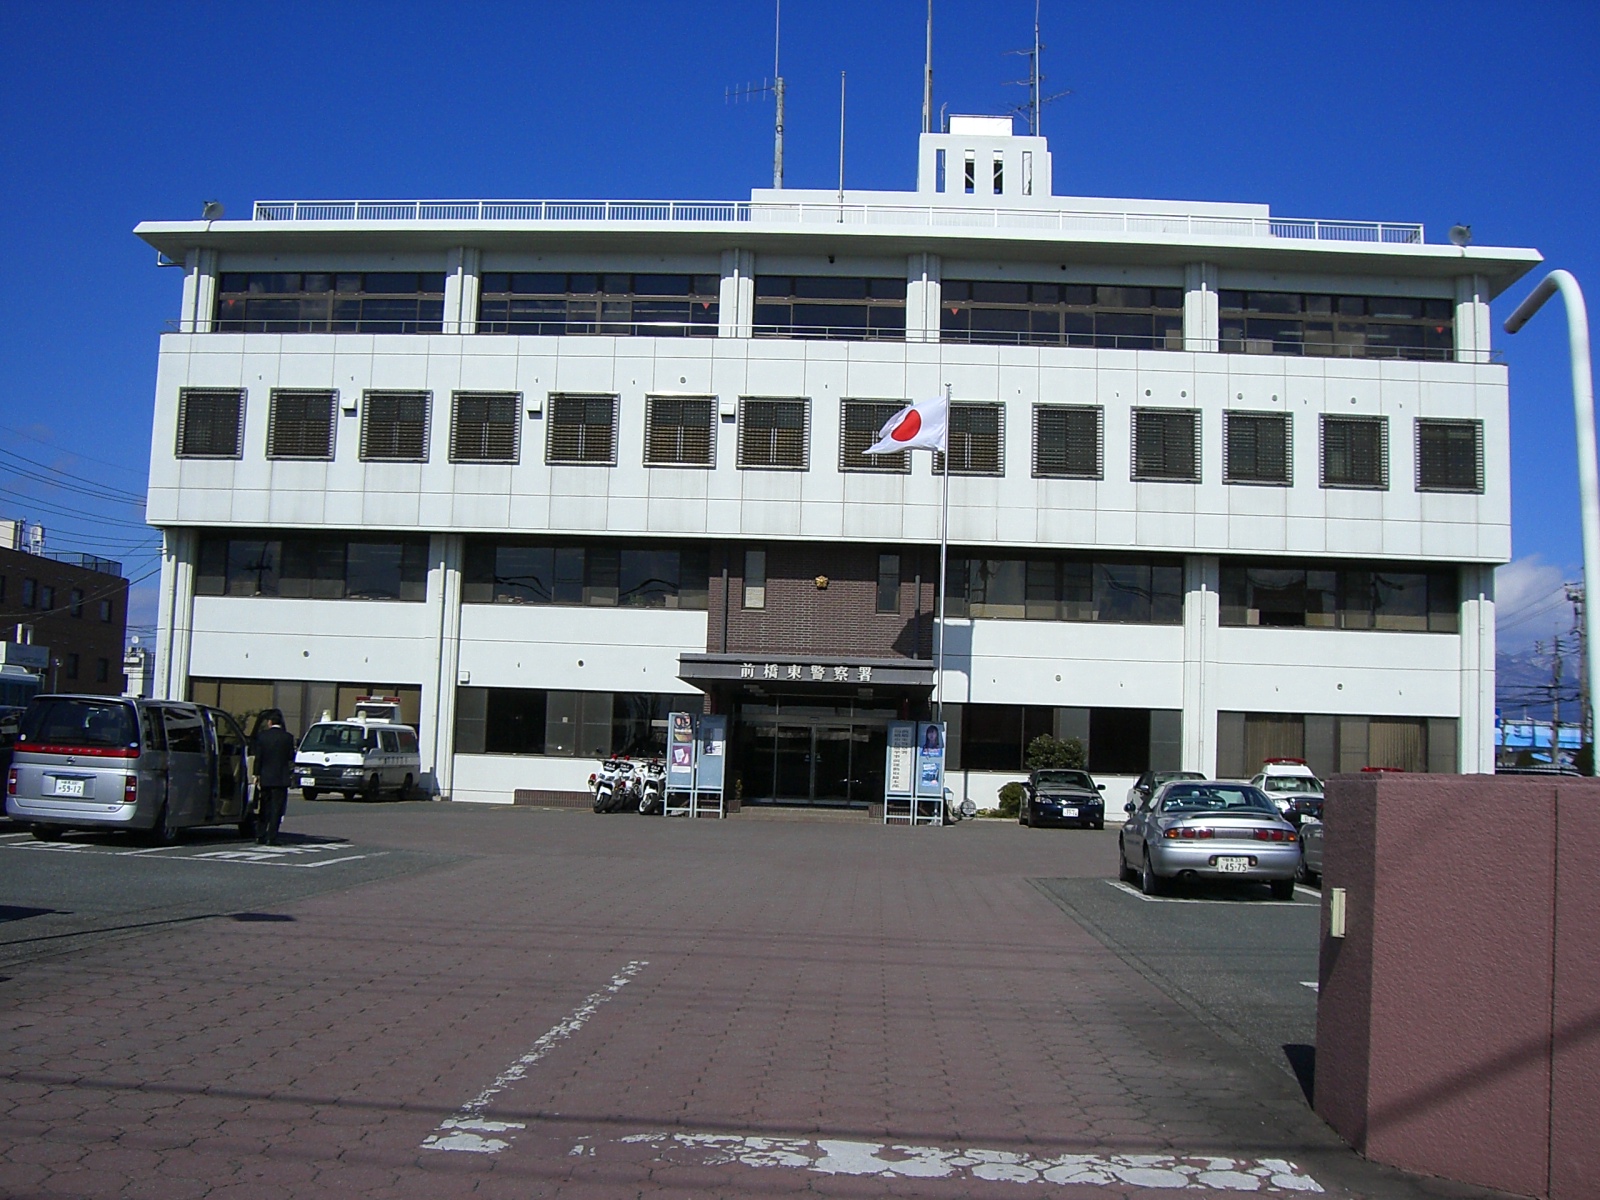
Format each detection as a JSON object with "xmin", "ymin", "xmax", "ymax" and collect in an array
[
  {"xmin": 123, "ymin": 638, "xmax": 154, "ymax": 698},
  {"xmin": 0, "ymin": 532, "xmax": 130, "ymax": 700},
  {"xmin": 134, "ymin": 116, "xmax": 1538, "ymax": 807}
]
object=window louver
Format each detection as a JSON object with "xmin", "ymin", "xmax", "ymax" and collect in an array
[
  {"xmin": 360, "ymin": 391, "xmax": 431, "ymax": 462},
  {"xmin": 1131, "ymin": 409, "xmax": 1200, "ymax": 481},
  {"xmin": 644, "ymin": 396, "xmax": 715, "ymax": 467},
  {"xmin": 177, "ymin": 389, "xmax": 246, "ymax": 458},
  {"xmin": 546, "ymin": 394, "xmax": 619, "ymax": 465},
  {"xmin": 450, "ymin": 392, "xmax": 520, "ymax": 463},
  {"xmin": 840, "ymin": 400, "xmax": 910, "ymax": 472},
  {"xmin": 1416, "ymin": 419, "xmax": 1483, "ymax": 492},
  {"xmin": 1033, "ymin": 405, "xmax": 1102, "ymax": 479},
  {"xmin": 738, "ymin": 398, "xmax": 810, "ymax": 469},
  {"xmin": 1223, "ymin": 411, "xmax": 1291, "ymax": 484},
  {"xmin": 1321, "ymin": 415, "xmax": 1388, "ymax": 489},
  {"xmin": 933, "ymin": 403, "xmax": 1004, "ymax": 476},
  {"xmin": 267, "ymin": 390, "xmax": 336, "ymax": 460}
]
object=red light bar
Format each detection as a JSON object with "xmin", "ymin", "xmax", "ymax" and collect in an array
[{"xmin": 1263, "ymin": 757, "xmax": 1308, "ymax": 765}]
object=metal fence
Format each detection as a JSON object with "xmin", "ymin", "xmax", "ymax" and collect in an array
[{"xmin": 251, "ymin": 199, "xmax": 1424, "ymax": 244}]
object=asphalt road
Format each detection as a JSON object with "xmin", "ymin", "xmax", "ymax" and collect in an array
[{"xmin": 0, "ymin": 804, "xmax": 1516, "ymax": 1200}]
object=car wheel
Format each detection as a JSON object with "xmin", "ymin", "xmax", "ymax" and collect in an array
[
  {"xmin": 301, "ymin": 788, "xmax": 318, "ymax": 803},
  {"xmin": 1092, "ymin": 819, "xmax": 1104, "ymax": 831},
  {"xmin": 30, "ymin": 824, "xmax": 62, "ymax": 842},
  {"xmin": 144, "ymin": 802, "xmax": 179, "ymax": 847},
  {"xmin": 1140, "ymin": 851, "xmax": 1164, "ymax": 897},
  {"xmin": 1270, "ymin": 877, "xmax": 1296, "ymax": 901},
  {"xmin": 1117, "ymin": 840, "xmax": 1138, "ymax": 884},
  {"xmin": 1295, "ymin": 854, "xmax": 1318, "ymax": 887},
  {"xmin": 397, "ymin": 772, "xmax": 414, "ymax": 801},
  {"xmin": 362, "ymin": 774, "xmax": 380, "ymax": 803}
]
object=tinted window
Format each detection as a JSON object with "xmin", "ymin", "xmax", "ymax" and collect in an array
[
  {"xmin": 1160, "ymin": 785, "xmax": 1276, "ymax": 813},
  {"xmin": 300, "ymin": 724, "xmax": 368, "ymax": 752},
  {"xmin": 163, "ymin": 708, "xmax": 208, "ymax": 754},
  {"xmin": 20, "ymin": 698, "xmax": 138, "ymax": 749}
]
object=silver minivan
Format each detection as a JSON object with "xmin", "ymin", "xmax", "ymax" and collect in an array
[{"xmin": 5, "ymin": 694, "xmax": 253, "ymax": 843}]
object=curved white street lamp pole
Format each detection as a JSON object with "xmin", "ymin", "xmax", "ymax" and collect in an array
[{"xmin": 1505, "ymin": 270, "xmax": 1600, "ymax": 769}]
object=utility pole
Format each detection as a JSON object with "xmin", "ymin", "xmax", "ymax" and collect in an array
[
  {"xmin": 1551, "ymin": 635, "xmax": 1565, "ymax": 766},
  {"xmin": 1568, "ymin": 582, "xmax": 1590, "ymax": 756}
]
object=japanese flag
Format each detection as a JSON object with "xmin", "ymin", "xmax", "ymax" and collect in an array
[{"xmin": 863, "ymin": 394, "xmax": 948, "ymax": 455}]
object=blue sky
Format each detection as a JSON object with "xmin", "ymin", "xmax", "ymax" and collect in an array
[{"xmin": 2, "ymin": 1, "xmax": 1598, "ymax": 665}]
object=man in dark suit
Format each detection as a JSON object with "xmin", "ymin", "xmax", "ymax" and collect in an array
[{"xmin": 252, "ymin": 710, "xmax": 297, "ymax": 846}]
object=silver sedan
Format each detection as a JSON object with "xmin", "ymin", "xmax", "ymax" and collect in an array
[{"xmin": 1118, "ymin": 780, "xmax": 1301, "ymax": 899}]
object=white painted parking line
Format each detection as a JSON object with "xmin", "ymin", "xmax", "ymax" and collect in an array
[
  {"xmin": 1300, "ymin": 981, "xmax": 1319, "ymax": 992},
  {"xmin": 0, "ymin": 831, "xmax": 35, "ymax": 841},
  {"xmin": 422, "ymin": 960, "xmax": 648, "ymax": 1155},
  {"xmin": 618, "ymin": 1133, "xmax": 1324, "ymax": 1192},
  {"xmin": 1105, "ymin": 880, "xmax": 1304, "ymax": 905}
]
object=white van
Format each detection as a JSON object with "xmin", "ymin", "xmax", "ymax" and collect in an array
[{"xmin": 294, "ymin": 698, "xmax": 421, "ymax": 801}]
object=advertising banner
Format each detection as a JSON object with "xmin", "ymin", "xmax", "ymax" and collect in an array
[
  {"xmin": 695, "ymin": 714, "xmax": 727, "ymax": 792},
  {"xmin": 914, "ymin": 722, "xmax": 946, "ymax": 798},
  {"xmin": 667, "ymin": 712, "xmax": 695, "ymax": 791},
  {"xmin": 885, "ymin": 722, "xmax": 916, "ymax": 797}
]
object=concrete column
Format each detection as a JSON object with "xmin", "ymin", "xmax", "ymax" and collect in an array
[
  {"xmin": 1181, "ymin": 554, "xmax": 1221, "ymax": 774},
  {"xmin": 1458, "ymin": 564, "xmax": 1496, "ymax": 772},
  {"xmin": 180, "ymin": 248, "xmax": 218, "ymax": 333},
  {"xmin": 720, "ymin": 249, "xmax": 754, "ymax": 338},
  {"xmin": 905, "ymin": 253, "xmax": 942, "ymax": 343},
  {"xmin": 418, "ymin": 533, "xmax": 464, "ymax": 798},
  {"xmin": 1454, "ymin": 274, "xmax": 1492, "ymax": 364},
  {"xmin": 443, "ymin": 246, "xmax": 481, "ymax": 335},
  {"xmin": 154, "ymin": 527, "xmax": 197, "ymax": 701},
  {"xmin": 1184, "ymin": 262, "xmax": 1219, "ymax": 351}
]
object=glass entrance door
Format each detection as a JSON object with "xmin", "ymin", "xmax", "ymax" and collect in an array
[{"xmin": 734, "ymin": 709, "xmax": 893, "ymax": 807}]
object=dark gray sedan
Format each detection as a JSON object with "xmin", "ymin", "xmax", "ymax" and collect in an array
[{"xmin": 1118, "ymin": 780, "xmax": 1300, "ymax": 899}]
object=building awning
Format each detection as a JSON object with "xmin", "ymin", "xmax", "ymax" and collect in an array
[{"xmin": 679, "ymin": 653, "xmax": 935, "ymax": 688}]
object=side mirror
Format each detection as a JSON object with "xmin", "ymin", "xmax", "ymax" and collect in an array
[
  {"xmin": 1123, "ymin": 801, "xmax": 1136, "ymax": 813},
  {"xmin": 1096, "ymin": 783, "xmax": 1105, "ymax": 791}
]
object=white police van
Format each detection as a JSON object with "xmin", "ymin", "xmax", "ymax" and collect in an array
[{"xmin": 294, "ymin": 698, "xmax": 421, "ymax": 801}]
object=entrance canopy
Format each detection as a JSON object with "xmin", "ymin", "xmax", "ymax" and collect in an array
[{"xmin": 678, "ymin": 653, "xmax": 935, "ymax": 690}]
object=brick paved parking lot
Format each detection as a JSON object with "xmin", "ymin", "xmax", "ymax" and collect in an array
[{"xmin": 0, "ymin": 806, "xmax": 1516, "ymax": 1199}]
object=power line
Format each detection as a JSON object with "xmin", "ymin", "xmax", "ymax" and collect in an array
[
  {"xmin": 0, "ymin": 447, "xmax": 147, "ymax": 504},
  {"xmin": 0, "ymin": 420, "xmax": 151, "ymax": 481}
]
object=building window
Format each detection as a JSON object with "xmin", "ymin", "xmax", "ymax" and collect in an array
[
  {"xmin": 877, "ymin": 553, "xmax": 901, "ymax": 613},
  {"xmin": 40, "ymin": 585, "xmax": 54, "ymax": 610},
  {"xmin": 454, "ymin": 688, "xmax": 681, "ymax": 758},
  {"xmin": 99, "ymin": 598, "xmax": 113, "ymax": 622},
  {"xmin": 21, "ymin": 578, "xmax": 35, "ymax": 608},
  {"xmin": 935, "ymin": 403, "xmax": 1004, "ymax": 476},
  {"xmin": 1321, "ymin": 415, "xmax": 1388, "ymax": 489},
  {"xmin": 70, "ymin": 589, "xmax": 84, "ymax": 618},
  {"xmin": 954, "ymin": 704, "xmax": 1179, "ymax": 775},
  {"xmin": 546, "ymin": 394, "xmax": 618, "ymax": 465},
  {"xmin": 267, "ymin": 390, "xmax": 337, "ymax": 460},
  {"xmin": 176, "ymin": 389, "xmax": 246, "ymax": 458},
  {"xmin": 214, "ymin": 272, "xmax": 446, "ymax": 334},
  {"xmin": 449, "ymin": 392, "xmax": 521, "ymax": 464},
  {"xmin": 65, "ymin": 653, "xmax": 79, "ymax": 681},
  {"xmin": 1219, "ymin": 291, "xmax": 1454, "ymax": 361},
  {"xmin": 1219, "ymin": 560, "xmax": 1458, "ymax": 632},
  {"xmin": 476, "ymin": 273, "xmax": 719, "ymax": 337},
  {"xmin": 96, "ymin": 658, "xmax": 110, "ymax": 683},
  {"xmin": 196, "ymin": 533, "xmax": 429, "ymax": 601},
  {"xmin": 461, "ymin": 540, "xmax": 710, "ymax": 609},
  {"xmin": 942, "ymin": 282, "xmax": 1184, "ymax": 350},
  {"xmin": 360, "ymin": 391, "xmax": 431, "ymax": 462},
  {"xmin": 1132, "ymin": 408, "xmax": 1200, "ymax": 482},
  {"xmin": 644, "ymin": 396, "xmax": 716, "ymax": 467},
  {"xmin": 1224, "ymin": 411, "xmax": 1291, "ymax": 485},
  {"xmin": 754, "ymin": 277, "xmax": 906, "ymax": 341},
  {"xmin": 1416, "ymin": 419, "xmax": 1483, "ymax": 493},
  {"xmin": 1033, "ymin": 405, "xmax": 1102, "ymax": 479},
  {"xmin": 738, "ymin": 398, "xmax": 809, "ymax": 470},
  {"xmin": 1216, "ymin": 711, "xmax": 1457, "ymax": 777},
  {"xmin": 839, "ymin": 400, "xmax": 912, "ymax": 473},
  {"xmin": 744, "ymin": 549, "xmax": 766, "ymax": 609},
  {"xmin": 946, "ymin": 554, "xmax": 1184, "ymax": 623}
]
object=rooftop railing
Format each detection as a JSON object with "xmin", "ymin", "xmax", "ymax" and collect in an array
[{"xmin": 250, "ymin": 199, "xmax": 1425, "ymax": 245}]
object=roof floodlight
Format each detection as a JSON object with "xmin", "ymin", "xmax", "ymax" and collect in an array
[
  {"xmin": 1449, "ymin": 224, "xmax": 1473, "ymax": 247},
  {"xmin": 202, "ymin": 200, "xmax": 225, "ymax": 221}
]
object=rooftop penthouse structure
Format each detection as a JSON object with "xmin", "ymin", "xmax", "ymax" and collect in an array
[{"xmin": 135, "ymin": 116, "xmax": 1540, "ymax": 807}]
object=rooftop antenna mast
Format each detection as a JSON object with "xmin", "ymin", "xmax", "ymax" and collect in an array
[
  {"xmin": 921, "ymin": 0, "xmax": 933, "ymax": 134},
  {"xmin": 726, "ymin": 0, "xmax": 786, "ymax": 187},
  {"xmin": 1005, "ymin": 0, "xmax": 1070, "ymax": 136}
]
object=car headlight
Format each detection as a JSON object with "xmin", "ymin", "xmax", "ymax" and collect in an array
[{"xmin": 341, "ymin": 767, "xmax": 365, "ymax": 777}]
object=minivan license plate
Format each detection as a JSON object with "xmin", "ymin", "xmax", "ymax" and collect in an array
[
  {"xmin": 53, "ymin": 777, "xmax": 87, "ymax": 797},
  {"xmin": 1216, "ymin": 856, "xmax": 1250, "ymax": 873}
]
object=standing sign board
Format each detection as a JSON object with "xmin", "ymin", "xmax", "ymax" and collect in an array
[
  {"xmin": 665, "ymin": 711, "xmax": 727, "ymax": 818},
  {"xmin": 884, "ymin": 721, "xmax": 944, "ymax": 825}
]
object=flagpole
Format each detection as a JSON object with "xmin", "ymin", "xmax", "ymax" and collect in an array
[{"xmin": 935, "ymin": 382, "xmax": 951, "ymax": 726}]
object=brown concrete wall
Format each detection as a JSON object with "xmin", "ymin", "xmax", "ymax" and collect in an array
[{"xmin": 1314, "ymin": 774, "xmax": 1600, "ymax": 1199}]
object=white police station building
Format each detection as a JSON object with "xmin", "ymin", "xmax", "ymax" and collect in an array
[{"xmin": 136, "ymin": 116, "xmax": 1538, "ymax": 809}]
